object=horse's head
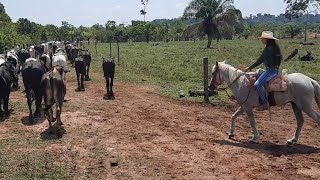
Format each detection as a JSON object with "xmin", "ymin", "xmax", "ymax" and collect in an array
[{"xmin": 209, "ymin": 61, "xmax": 223, "ymax": 91}]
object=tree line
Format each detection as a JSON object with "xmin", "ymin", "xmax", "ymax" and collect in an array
[{"xmin": 0, "ymin": 0, "xmax": 319, "ymax": 52}]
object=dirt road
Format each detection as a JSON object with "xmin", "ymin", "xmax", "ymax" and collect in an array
[{"xmin": 1, "ymin": 73, "xmax": 320, "ymax": 179}]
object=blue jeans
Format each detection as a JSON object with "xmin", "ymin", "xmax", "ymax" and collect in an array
[{"xmin": 254, "ymin": 67, "xmax": 279, "ymax": 104}]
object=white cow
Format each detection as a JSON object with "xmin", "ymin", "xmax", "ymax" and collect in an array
[
  {"xmin": 0, "ymin": 55, "xmax": 6, "ymax": 65},
  {"xmin": 6, "ymin": 51, "xmax": 18, "ymax": 61},
  {"xmin": 52, "ymin": 51, "xmax": 67, "ymax": 69},
  {"xmin": 25, "ymin": 58, "xmax": 37, "ymax": 62},
  {"xmin": 29, "ymin": 46, "xmax": 36, "ymax": 58}
]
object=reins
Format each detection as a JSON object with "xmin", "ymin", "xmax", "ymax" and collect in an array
[{"xmin": 218, "ymin": 66, "xmax": 251, "ymax": 105}]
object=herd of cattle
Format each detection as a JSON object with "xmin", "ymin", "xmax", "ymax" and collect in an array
[{"xmin": 0, "ymin": 42, "xmax": 116, "ymax": 133}]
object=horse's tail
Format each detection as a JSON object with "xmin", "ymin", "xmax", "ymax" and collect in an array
[{"xmin": 311, "ymin": 79, "xmax": 320, "ymax": 109}]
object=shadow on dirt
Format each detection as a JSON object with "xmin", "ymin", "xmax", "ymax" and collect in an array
[
  {"xmin": 214, "ymin": 139, "xmax": 320, "ymax": 157},
  {"xmin": 0, "ymin": 116, "xmax": 10, "ymax": 122},
  {"xmin": 103, "ymin": 94, "xmax": 115, "ymax": 100},
  {"xmin": 40, "ymin": 126, "xmax": 66, "ymax": 140},
  {"xmin": 0, "ymin": 109, "xmax": 15, "ymax": 122},
  {"xmin": 21, "ymin": 115, "xmax": 46, "ymax": 126}
]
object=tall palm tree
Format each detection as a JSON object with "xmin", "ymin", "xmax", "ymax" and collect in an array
[{"xmin": 183, "ymin": 0, "xmax": 243, "ymax": 48}]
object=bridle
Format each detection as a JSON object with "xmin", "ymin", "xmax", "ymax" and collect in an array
[
  {"xmin": 210, "ymin": 64, "xmax": 250, "ymax": 105},
  {"xmin": 211, "ymin": 64, "xmax": 242, "ymax": 89}
]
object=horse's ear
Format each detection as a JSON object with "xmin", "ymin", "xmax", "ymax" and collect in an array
[
  {"xmin": 215, "ymin": 61, "xmax": 219, "ymax": 67},
  {"xmin": 222, "ymin": 60, "xmax": 227, "ymax": 63}
]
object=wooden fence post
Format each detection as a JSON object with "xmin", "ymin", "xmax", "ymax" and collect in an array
[
  {"xmin": 203, "ymin": 58, "xmax": 209, "ymax": 103},
  {"xmin": 117, "ymin": 41, "xmax": 120, "ymax": 65},
  {"xmin": 94, "ymin": 40, "xmax": 98, "ymax": 54},
  {"xmin": 109, "ymin": 42, "xmax": 112, "ymax": 58}
]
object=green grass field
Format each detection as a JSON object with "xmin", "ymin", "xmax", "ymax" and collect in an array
[{"xmin": 86, "ymin": 39, "xmax": 320, "ymax": 103}]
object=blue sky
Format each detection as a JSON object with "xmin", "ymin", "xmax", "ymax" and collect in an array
[{"xmin": 2, "ymin": 0, "xmax": 287, "ymax": 27}]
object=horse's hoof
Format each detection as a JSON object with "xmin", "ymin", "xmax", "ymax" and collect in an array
[
  {"xmin": 228, "ymin": 133, "xmax": 235, "ymax": 139},
  {"xmin": 34, "ymin": 111, "xmax": 41, "ymax": 117},
  {"xmin": 4, "ymin": 111, "xmax": 9, "ymax": 116},
  {"xmin": 287, "ymin": 139, "xmax": 297, "ymax": 146},
  {"xmin": 249, "ymin": 138, "xmax": 258, "ymax": 144},
  {"xmin": 103, "ymin": 94, "xmax": 109, "ymax": 100}
]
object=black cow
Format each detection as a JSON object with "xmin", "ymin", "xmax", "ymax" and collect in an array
[
  {"xmin": 0, "ymin": 62, "xmax": 16, "ymax": 117},
  {"xmin": 65, "ymin": 44, "xmax": 72, "ymax": 62},
  {"xmin": 102, "ymin": 57, "xmax": 115, "ymax": 99},
  {"xmin": 52, "ymin": 44, "xmax": 58, "ymax": 54},
  {"xmin": 6, "ymin": 52, "xmax": 19, "ymax": 89},
  {"xmin": 65, "ymin": 44, "xmax": 79, "ymax": 65},
  {"xmin": 300, "ymin": 51, "xmax": 314, "ymax": 61},
  {"xmin": 42, "ymin": 66, "xmax": 66, "ymax": 131},
  {"xmin": 82, "ymin": 50, "xmax": 91, "ymax": 80},
  {"xmin": 70, "ymin": 46, "xmax": 79, "ymax": 65},
  {"xmin": 74, "ymin": 56, "xmax": 86, "ymax": 91},
  {"xmin": 17, "ymin": 49, "xmax": 31, "ymax": 66},
  {"xmin": 34, "ymin": 45, "xmax": 45, "ymax": 55},
  {"xmin": 21, "ymin": 60, "xmax": 47, "ymax": 123},
  {"xmin": 40, "ymin": 54, "xmax": 52, "ymax": 71}
]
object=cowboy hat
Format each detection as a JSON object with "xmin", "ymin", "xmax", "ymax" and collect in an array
[{"xmin": 260, "ymin": 31, "xmax": 279, "ymax": 40}]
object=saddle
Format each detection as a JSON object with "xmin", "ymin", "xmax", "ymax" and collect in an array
[
  {"xmin": 249, "ymin": 69, "xmax": 288, "ymax": 106},
  {"xmin": 249, "ymin": 69, "xmax": 288, "ymax": 92}
]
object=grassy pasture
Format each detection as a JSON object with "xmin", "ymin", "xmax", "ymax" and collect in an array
[{"xmin": 86, "ymin": 39, "xmax": 320, "ymax": 102}]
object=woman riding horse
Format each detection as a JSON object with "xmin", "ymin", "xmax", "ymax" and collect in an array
[{"xmin": 245, "ymin": 31, "xmax": 283, "ymax": 111}]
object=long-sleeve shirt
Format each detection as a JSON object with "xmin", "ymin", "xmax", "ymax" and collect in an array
[{"xmin": 249, "ymin": 46, "xmax": 281, "ymax": 70}]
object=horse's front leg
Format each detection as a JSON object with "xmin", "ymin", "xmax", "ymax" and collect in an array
[
  {"xmin": 229, "ymin": 106, "xmax": 244, "ymax": 139},
  {"xmin": 245, "ymin": 109, "xmax": 259, "ymax": 143}
]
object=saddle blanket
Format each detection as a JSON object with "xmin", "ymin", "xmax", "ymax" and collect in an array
[{"xmin": 249, "ymin": 71, "xmax": 288, "ymax": 92}]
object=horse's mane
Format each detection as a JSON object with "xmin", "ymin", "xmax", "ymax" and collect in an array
[{"xmin": 218, "ymin": 62, "xmax": 244, "ymax": 80}]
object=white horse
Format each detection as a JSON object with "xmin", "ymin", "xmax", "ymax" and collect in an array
[{"xmin": 209, "ymin": 61, "xmax": 320, "ymax": 145}]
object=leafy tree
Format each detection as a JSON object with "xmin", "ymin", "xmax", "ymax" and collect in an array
[
  {"xmin": 0, "ymin": 2, "xmax": 11, "ymax": 23},
  {"xmin": 105, "ymin": 20, "xmax": 117, "ymax": 42},
  {"xmin": 284, "ymin": 0, "xmax": 320, "ymax": 18},
  {"xmin": 283, "ymin": 23, "xmax": 303, "ymax": 38},
  {"xmin": 16, "ymin": 18, "xmax": 33, "ymax": 35},
  {"xmin": 240, "ymin": 24, "xmax": 252, "ymax": 39},
  {"xmin": 140, "ymin": 0, "xmax": 149, "ymax": 22},
  {"xmin": 45, "ymin": 24, "xmax": 59, "ymax": 40},
  {"xmin": 183, "ymin": 0, "xmax": 243, "ymax": 48},
  {"xmin": 284, "ymin": 0, "xmax": 320, "ymax": 42},
  {"xmin": 59, "ymin": 21, "xmax": 75, "ymax": 42}
]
